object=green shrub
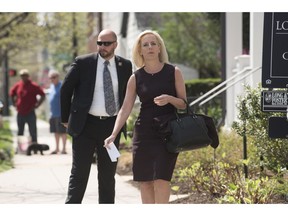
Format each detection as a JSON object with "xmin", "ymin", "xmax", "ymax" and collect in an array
[
  {"xmin": 175, "ymin": 128, "xmax": 244, "ymax": 170},
  {"xmin": 173, "ymin": 155, "xmax": 278, "ymax": 204},
  {"xmin": 232, "ymin": 84, "xmax": 288, "ymax": 172},
  {"xmin": 185, "ymin": 78, "xmax": 223, "ymax": 127},
  {"xmin": 172, "ymin": 124, "xmax": 287, "ymax": 202},
  {"xmin": 217, "ymin": 175, "xmax": 277, "ymax": 204},
  {"xmin": 0, "ymin": 120, "xmax": 14, "ymax": 172},
  {"xmin": 185, "ymin": 78, "xmax": 221, "ymax": 97}
]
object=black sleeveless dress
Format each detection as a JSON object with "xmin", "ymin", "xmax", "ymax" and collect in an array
[{"xmin": 132, "ymin": 63, "xmax": 179, "ymax": 182}]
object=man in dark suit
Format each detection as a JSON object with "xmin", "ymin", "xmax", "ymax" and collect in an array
[{"xmin": 61, "ymin": 29, "xmax": 132, "ymax": 204}]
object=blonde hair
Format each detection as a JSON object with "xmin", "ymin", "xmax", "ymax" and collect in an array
[{"xmin": 132, "ymin": 30, "xmax": 169, "ymax": 68}]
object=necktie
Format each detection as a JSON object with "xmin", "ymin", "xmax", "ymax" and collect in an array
[{"xmin": 103, "ymin": 60, "xmax": 116, "ymax": 116}]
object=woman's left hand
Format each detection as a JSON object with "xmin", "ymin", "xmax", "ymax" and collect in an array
[{"xmin": 154, "ymin": 94, "xmax": 170, "ymax": 106}]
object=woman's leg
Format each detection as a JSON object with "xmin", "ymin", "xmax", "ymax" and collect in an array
[
  {"xmin": 54, "ymin": 133, "xmax": 60, "ymax": 152},
  {"xmin": 139, "ymin": 181, "xmax": 155, "ymax": 204},
  {"xmin": 154, "ymin": 179, "xmax": 170, "ymax": 204}
]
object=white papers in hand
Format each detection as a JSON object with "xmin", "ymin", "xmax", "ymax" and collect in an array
[{"xmin": 106, "ymin": 142, "xmax": 121, "ymax": 162}]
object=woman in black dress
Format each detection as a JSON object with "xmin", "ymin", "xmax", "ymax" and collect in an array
[{"xmin": 104, "ymin": 30, "xmax": 187, "ymax": 203}]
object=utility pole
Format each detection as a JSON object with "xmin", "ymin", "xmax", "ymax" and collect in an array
[
  {"xmin": 2, "ymin": 49, "xmax": 10, "ymax": 116},
  {"xmin": 72, "ymin": 13, "xmax": 78, "ymax": 59},
  {"xmin": 98, "ymin": 12, "xmax": 103, "ymax": 31}
]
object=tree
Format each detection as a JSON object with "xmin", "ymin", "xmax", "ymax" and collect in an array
[
  {"xmin": 0, "ymin": 13, "xmax": 54, "ymax": 75},
  {"xmin": 0, "ymin": 13, "xmax": 91, "ymax": 104},
  {"xmin": 0, "ymin": 13, "xmax": 29, "ymax": 40},
  {"xmin": 0, "ymin": 13, "xmax": 39, "ymax": 61},
  {"xmin": 158, "ymin": 13, "xmax": 222, "ymax": 78},
  {"xmin": 0, "ymin": 13, "xmax": 44, "ymax": 111},
  {"xmin": 39, "ymin": 12, "xmax": 91, "ymax": 72},
  {"xmin": 0, "ymin": 13, "xmax": 91, "ymax": 76}
]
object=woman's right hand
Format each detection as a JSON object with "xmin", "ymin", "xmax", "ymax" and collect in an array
[{"xmin": 104, "ymin": 135, "xmax": 116, "ymax": 149}]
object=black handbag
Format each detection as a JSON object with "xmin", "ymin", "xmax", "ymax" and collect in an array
[{"xmin": 153, "ymin": 102, "xmax": 218, "ymax": 153}]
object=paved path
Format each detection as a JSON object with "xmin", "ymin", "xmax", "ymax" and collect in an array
[{"xmin": 0, "ymin": 109, "xmax": 141, "ymax": 204}]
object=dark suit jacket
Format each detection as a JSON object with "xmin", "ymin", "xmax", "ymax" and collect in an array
[{"xmin": 60, "ymin": 53, "xmax": 132, "ymax": 138}]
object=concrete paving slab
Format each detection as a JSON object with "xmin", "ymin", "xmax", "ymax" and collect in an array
[{"xmin": 0, "ymin": 110, "xmax": 141, "ymax": 204}]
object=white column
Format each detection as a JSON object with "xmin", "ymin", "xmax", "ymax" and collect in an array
[
  {"xmin": 233, "ymin": 55, "xmax": 251, "ymax": 122},
  {"xmin": 250, "ymin": 12, "xmax": 264, "ymax": 87},
  {"xmin": 225, "ymin": 13, "xmax": 243, "ymax": 127}
]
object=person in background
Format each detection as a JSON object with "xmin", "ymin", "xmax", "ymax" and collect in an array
[
  {"xmin": 104, "ymin": 30, "xmax": 187, "ymax": 204},
  {"xmin": 60, "ymin": 29, "xmax": 132, "ymax": 204},
  {"xmin": 48, "ymin": 70, "xmax": 67, "ymax": 154},
  {"xmin": 10, "ymin": 69, "xmax": 46, "ymax": 144}
]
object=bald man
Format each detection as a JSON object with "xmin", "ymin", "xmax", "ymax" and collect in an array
[{"xmin": 61, "ymin": 29, "xmax": 132, "ymax": 203}]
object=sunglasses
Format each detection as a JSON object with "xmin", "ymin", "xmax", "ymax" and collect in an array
[
  {"xmin": 49, "ymin": 76, "xmax": 57, "ymax": 80},
  {"xmin": 97, "ymin": 41, "xmax": 115, "ymax": 46}
]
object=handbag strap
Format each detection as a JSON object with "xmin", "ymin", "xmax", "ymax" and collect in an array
[
  {"xmin": 184, "ymin": 99, "xmax": 195, "ymax": 115},
  {"xmin": 176, "ymin": 98, "xmax": 196, "ymax": 117}
]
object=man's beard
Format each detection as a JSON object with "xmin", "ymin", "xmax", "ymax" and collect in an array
[{"xmin": 99, "ymin": 50, "xmax": 114, "ymax": 59}]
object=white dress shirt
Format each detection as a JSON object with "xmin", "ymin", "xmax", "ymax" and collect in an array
[{"xmin": 88, "ymin": 55, "xmax": 119, "ymax": 116}]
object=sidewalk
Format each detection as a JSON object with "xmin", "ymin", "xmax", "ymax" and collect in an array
[{"xmin": 0, "ymin": 109, "xmax": 141, "ymax": 204}]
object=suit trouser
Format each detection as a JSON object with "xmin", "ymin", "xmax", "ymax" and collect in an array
[
  {"xmin": 17, "ymin": 110, "xmax": 37, "ymax": 143},
  {"xmin": 65, "ymin": 115, "xmax": 120, "ymax": 204}
]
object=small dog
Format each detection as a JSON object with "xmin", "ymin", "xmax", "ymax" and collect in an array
[{"xmin": 26, "ymin": 143, "xmax": 50, "ymax": 156}]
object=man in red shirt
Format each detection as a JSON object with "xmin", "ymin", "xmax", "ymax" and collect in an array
[{"xmin": 10, "ymin": 69, "xmax": 46, "ymax": 144}]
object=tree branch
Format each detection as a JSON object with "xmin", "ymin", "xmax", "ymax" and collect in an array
[{"xmin": 0, "ymin": 13, "xmax": 29, "ymax": 39}]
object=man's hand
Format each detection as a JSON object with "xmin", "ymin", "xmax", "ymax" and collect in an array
[{"xmin": 35, "ymin": 95, "xmax": 45, "ymax": 109}]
